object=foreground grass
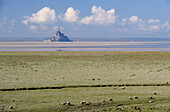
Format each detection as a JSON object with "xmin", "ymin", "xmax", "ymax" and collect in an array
[
  {"xmin": 0, "ymin": 86, "xmax": 170, "ymax": 111},
  {"xmin": 0, "ymin": 51, "xmax": 170, "ymax": 89},
  {"xmin": 0, "ymin": 51, "xmax": 170, "ymax": 111}
]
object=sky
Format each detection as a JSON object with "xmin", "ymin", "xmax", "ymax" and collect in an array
[{"xmin": 1, "ymin": 0, "xmax": 170, "ymax": 39}]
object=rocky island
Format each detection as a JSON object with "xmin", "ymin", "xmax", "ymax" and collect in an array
[{"xmin": 44, "ymin": 30, "xmax": 72, "ymax": 42}]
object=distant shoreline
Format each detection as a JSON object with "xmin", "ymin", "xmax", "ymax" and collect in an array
[{"xmin": 1, "ymin": 37, "xmax": 170, "ymax": 42}]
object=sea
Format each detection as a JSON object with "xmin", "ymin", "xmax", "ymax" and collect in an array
[{"xmin": 1, "ymin": 37, "xmax": 170, "ymax": 51}]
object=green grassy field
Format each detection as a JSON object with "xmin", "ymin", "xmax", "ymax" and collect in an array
[
  {"xmin": 0, "ymin": 86, "xmax": 170, "ymax": 111},
  {"xmin": 0, "ymin": 51, "xmax": 170, "ymax": 111},
  {"xmin": 0, "ymin": 51, "xmax": 170, "ymax": 89}
]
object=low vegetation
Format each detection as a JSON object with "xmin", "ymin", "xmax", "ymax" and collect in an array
[
  {"xmin": 0, "ymin": 51, "xmax": 170, "ymax": 111},
  {"xmin": 0, "ymin": 86, "xmax": 170, "ymax": 111}
]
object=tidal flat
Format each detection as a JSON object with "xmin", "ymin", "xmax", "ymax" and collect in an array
[
  {"xmin": 0, "ymin": 51, "xmax": 170, "ymax": 111},
  {"xmin": 1, "ymin": 41, "xmax": 170, "ymax": 51}
]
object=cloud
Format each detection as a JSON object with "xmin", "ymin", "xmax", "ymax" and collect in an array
[
  {"xmin": 29, "ymin": 25, "xmax": 37, "ymax": 30},
  {"xmin": 148, "ymin": 19, "xmax": 160, "ymax": 23},
  {"xmin": 129, "ymin": 16, "xmax": 142, "ymax": 24},
  {"xmin": 148, "ymin": 25, "xmax": 160, "ymax": 30},
  {"xmin": 81, "ymin": 5, "xmax": 116, "ymax": 25},
  {"xmin": 21, "ymin": 6, "xmax": 164, "ymax": 33},
  {"xmin": 64, "ymin": 7, "xmax": 80, "ymax": 22},
  {"xmin": 22, "ymin": 7, "xmax": 56, "ymax": 25},
  {"xmin": 122, "ymin": 16, "xmax": 162, "ymax": 31},
  {"xmin": 138, "ymin": 23, "xmax": 160, "ymax": 31},
  {"xmin": 81, "ymin": 16, "xmax": 93, "ymax": 25},
  {"xmin": 22, "ymin": 19, "xmax": 28, "ymax": 25},
  {"xmin": 122, "ymin": 16, "xmax": 142, "ymax": 25}
]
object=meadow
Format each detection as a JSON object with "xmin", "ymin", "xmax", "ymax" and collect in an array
[
  {"xmin": 0, "ymin": 86, "xmax": 170, "ymax": 111},
  {"xmin": 0, "ymin": 51, "xmax": 170, "ymax": 111}
]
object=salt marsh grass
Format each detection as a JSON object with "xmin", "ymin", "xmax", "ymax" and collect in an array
[
  {"xmin": 0, "ymin": 86, "xmax": 170, "ymax": 111},
  {"xmin": 0, "ymin": 51, "xmax": 170, "ymax": 89},
  {"xmin": 0, "ymin": 51, "xmax": 170, "ymax": 111}
]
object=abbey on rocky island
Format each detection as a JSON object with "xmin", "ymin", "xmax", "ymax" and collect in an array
[{"xmin": 44, "ymin": 30, "xmax": 72, "ymax": 42}]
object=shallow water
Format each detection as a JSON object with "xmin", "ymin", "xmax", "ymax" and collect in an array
[{"xmin": 0, "ymin": 41, "xmax": 170, "ymax": 51}]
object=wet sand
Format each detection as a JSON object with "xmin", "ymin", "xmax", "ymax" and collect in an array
[{"xmin": 0, "ymin": 41, "xmax": 170, "ymax": 51}]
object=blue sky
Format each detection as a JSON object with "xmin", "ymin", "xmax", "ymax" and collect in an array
[{"xmin": 1, "ymin": 0, "xmax": 170, "ymax": 39}]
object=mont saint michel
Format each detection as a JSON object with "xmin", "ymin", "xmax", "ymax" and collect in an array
[{"xmin": 44, "ymin": 30, "xmax": 72, "ymax": 42}]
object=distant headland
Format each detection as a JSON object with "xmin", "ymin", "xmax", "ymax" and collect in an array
[{"xmin": 44, "ymin": 30, "xmax": 72, "ymax": 42}]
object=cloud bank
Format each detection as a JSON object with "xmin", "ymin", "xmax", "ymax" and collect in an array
[{"xmin": 21, "ymin": 6, "xmax": 168, "ymax": 32}]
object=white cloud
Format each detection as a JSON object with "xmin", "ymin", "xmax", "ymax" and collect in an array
[
  {"xmin": 81, "ymin": 5, "xmax": 116, "ymax": 25},
  {"xmin": 21, "ymin": 6, "xmax": 163, "ymax": 33},
  {"xmin": 121, "ymin": 16, "xmax": 142, "ymax": 26},
  {"xmin": 52, "ymin": 25, "xmax": 59, "ymax": 30},
  {"xmin": 29, "ymin": 25, "xmax": 37, "ymax": 30},
  {"xmin": 81, "ymin": 16, "xmax": 93, "ymax": 25},
  {"xmin": 148, "ymin": 19, "xmax": 160, "ymax": 23},
  {"xmin": 138, "ymin": 23, "xmax": 160, "ymax": 31},
  {"xmin": 22, "ymin": 7, "xmax": 56, "ymax": 25},
  {"xmin": 129, "ymin": 16, "xmax": 142, "ymax": 24},
  {"xmin": 22, "ymin": 19, "xmax": 28, "ymax": 25},
  {"xmin": 149, "ymin": 25, "xmax": 159, "ymax": 30},
  {"xmin": 64, "ymin": 7, "xmax": 80, "ymax": 22}
]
